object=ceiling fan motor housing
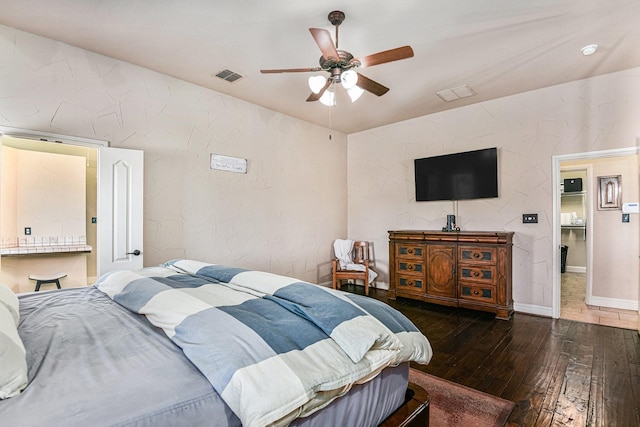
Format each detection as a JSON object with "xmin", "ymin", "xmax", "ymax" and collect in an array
[
  {"xmin": 328, "ymin": 10, "xmax": 345, "ymax": 26},
  {"xmin": 318, "ymin": 50, "xmax": 359, "ymax": 71}
]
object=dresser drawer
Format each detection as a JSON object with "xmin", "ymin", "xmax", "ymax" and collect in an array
[
  {"xmin": 396, "ymin": 259, "xmax": 425, "ymax": 276},
  {"xmin": 459, "ymin": 283, "xmax": 496, "ymax": 304},
  {"xmin": 458, "ymin": 265, "xmax": 497, "ymax": 285},
  {"xmin": 396, "ymin": 274, "xmax": 425, "ymax": 294},
  {"xmin": 458, "ymin": 246, "xmax": 497, "ymax": 265},
  {"xmin": 395, "ymin": 244, "xmax": 425, "ymax": 260}
]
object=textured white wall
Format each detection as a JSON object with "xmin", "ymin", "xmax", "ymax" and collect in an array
[
  {"xmin": 347, "ymin": 68, "xmax": 640, "ymax": 311},
  {"xmin": 0, "ymin": 24, "xmax": 347, "ymax": 284}
]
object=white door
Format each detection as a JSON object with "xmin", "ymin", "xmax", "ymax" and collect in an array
[{"xmin": 97, "ymin": 147, "xmax": 144, "ymax": 276}]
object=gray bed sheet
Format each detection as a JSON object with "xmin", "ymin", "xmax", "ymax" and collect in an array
[{"xmin": 0, "ymin": 286, "xmax": 408, "ymax": 427}]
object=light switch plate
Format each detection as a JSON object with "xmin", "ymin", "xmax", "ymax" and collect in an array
[
  {"xmin": 24, "ymin": 227, "xmax": 31, "ymax": 235},
  {"xmin": 622, "ymin": 213, "xmax": 630, "ymax": 223},
  {"xmin": 523, "ymin": 214, "xmax": 538, "ymax": 224}
]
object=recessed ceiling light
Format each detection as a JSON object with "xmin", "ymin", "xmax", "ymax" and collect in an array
[{"xmin": 581, "ymin": 44, "xmax": 598, "ymax": 56}]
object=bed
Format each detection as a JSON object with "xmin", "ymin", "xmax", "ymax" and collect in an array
[{"xmin": 0, "ymin": 259, "xmax": 432, "ymax": 426}]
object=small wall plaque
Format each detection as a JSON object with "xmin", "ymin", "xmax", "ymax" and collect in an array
[
  {"xmin": 210, "ymin": 154, "xmax": 247, "ymax": 174},
  {"xmin": 597, "ymin": 175, "xmax": 621, "ymax": 210}
]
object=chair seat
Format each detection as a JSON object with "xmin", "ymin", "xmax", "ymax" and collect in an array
[
  {"xmin": 28, "ymin": 273, "xmax": 67, "ymax": 282},
  {"xmin": 28, "ymin": 273, "xmax": 67, "ymax": 291}
]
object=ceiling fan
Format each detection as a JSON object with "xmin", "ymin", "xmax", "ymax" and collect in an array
[{"xmin": 260, "ymin": 10, "xmax": 414, "ymax": 105}]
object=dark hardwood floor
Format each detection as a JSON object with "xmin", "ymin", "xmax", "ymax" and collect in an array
[{"xmin": 348, "ymin": 285, "xmax": 640, "ymax": 426}]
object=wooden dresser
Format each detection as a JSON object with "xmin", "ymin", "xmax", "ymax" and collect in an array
[{"xmin": 388, "ymin": 230, "xmax": 514, "ymax": 320}]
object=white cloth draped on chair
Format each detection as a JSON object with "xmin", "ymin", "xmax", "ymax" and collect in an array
[{"xmin": 333, "ymin": 239, "xmax": 378, "ymax": 284}]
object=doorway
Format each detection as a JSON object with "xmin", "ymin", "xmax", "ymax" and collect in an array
[
  {"xmin": 552, "ymin": 147, "xmax": 640, "ymax": 330},
  {"xmin": 0, "ymin": 127, "xmax": 144, "ymax": 292},
  {"xmin": 559, "ymin": 164, "xmax": 591, "ymax": 323},
  {"xmin": 1, "ymin": 136, "xmax": 98, "ymax": 291}
]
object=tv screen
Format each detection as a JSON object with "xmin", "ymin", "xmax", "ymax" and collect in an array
[{"xmin": 414, "ymin": 147, "xmax": 498, "ymax": 201}]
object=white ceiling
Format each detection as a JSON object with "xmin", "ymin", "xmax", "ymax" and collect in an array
[{"xmin": 1, "ymin": 0, "xmax": 639, "ymax": 134}]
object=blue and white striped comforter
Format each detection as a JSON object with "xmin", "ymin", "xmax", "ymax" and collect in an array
[{"xmin": 95, "ymin": 259, "xmax": 432, "ymax": 427}]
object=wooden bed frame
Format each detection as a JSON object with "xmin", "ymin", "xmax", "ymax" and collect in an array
[{"xmin": 380, "ymin": 383, "xmax": 429, "ymax": 427}]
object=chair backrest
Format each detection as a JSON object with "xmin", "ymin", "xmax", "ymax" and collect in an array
[{"xmin": 352, "ymin": 241, "xmax": 370, "ymax": 264}]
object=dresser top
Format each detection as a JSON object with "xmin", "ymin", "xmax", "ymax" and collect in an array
[
  {"xmin": 388, "ymin": 229, "xmax": 513, "ymax": 235},
  {"xmin": 388, "ymin": 230, "xmax": 514, "ymax": 244}
]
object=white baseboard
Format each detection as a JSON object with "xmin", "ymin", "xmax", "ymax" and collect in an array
[
  {"xmin": 372, "ymin": 282, "xmax": 390, "ymax": 291},
  {"xmin": 589, "ymin": 295, "xmax": 638, "ymax": 311},
  {"xmin": 514, "ymin": 302, "xmax": 553, "ymax": 318}
]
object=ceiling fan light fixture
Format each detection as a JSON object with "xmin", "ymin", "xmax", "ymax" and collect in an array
[
  {"xmin": 319, "ymin": 87, "xmax": 335, "ymax": 106},
  {"xmin": 347, "ymin": 85, "xmax": 364, "ymax": 102},
  {"xmin": 341, "ymin": 70, "xmax": 358, "ymax": 89},
  {"xmin": 308, "ymin": 75, "xmax": 327, "ymax": 93}
]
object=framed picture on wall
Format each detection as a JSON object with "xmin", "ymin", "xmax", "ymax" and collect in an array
[{"xmin": 597, "ymin": 175, "xmax": 622, "ymax": 210}]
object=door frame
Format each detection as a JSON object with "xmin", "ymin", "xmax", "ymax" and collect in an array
[
  {"xmin": 552, "ymin": 146, "xmax": 640, "ymax": 319},
  {"xmin": 0, "ymin": 126, "xmax": 108, "ymax": 149}
]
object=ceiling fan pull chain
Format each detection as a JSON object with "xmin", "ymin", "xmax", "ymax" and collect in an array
[{"xmin": 329, "ymin": 103, "xmax": 333, "ymax": 140}]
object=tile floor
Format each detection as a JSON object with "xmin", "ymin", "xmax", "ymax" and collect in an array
[{"xmin": 561, "ymin": 272, "xmax": 639, "ymax": 330}]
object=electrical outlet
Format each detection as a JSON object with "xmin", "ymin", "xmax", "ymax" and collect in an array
[
  {"xmin": 24, "ymin": 227, "xmax": 31, "ymax": 235},
  {"xmin": 91, "ymin": 217, "xmax": 97, "ymax": 224},
  {"xmin": 522, "ymin": 214, "xmax": 538, "ymax": 224},
  {"xmin": 622, "ymin": 213, "xmax": 630, "ymax": 223}
]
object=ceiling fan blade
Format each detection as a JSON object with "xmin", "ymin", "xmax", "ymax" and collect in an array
[
  {"xmin": 306, "ymin": 79, "xmax": 332, "ymax": 102},
  {"xmin": 309, "ymin": 28, "xmax": 339, "ymax": 60},
  {"xmin": 261, "ymin": 67, "xmax": 321, "ymax": 74},
  {"xmin": 354, "ymin": 46, "xmax": 414, "ymax": 68},
  {"xmin": 356, "ymin": 73, "xmax": 389, "ymax": 96}
]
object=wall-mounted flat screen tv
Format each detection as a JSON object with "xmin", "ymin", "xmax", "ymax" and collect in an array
[{"xmin": 414, "ymin": 147, "xmax": 498, "ymax": 201}]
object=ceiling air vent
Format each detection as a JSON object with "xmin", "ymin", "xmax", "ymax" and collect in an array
[
  {"xmin": 214, "ymin": 69, "xmax": 245, "ymax": 83},
  {"xmin": 436, "ymin": 84, "xmax": 476, "ymax": 102}
]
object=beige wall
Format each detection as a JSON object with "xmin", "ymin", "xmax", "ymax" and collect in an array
[
  {"xmin": 0, "ymin": 147, "xmax": 17, "ymax": 240},
  {"xmin": 347, "ymin": 68, "xmax": 640, "ymax": 313},
  {"xmin": 0, "ymin": 24, "xmax": 347, "ymax": 285},
  {"xmin": 591, "ymin": 156, "xmax": 639, "ymax": 302},
  {"xmin": 2, "ymin": 147, "xmax": 86, "ymax": 240}
]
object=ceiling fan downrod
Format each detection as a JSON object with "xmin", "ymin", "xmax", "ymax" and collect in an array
[{"xmin": 327, "ymin": 10, "xmax": 345, "ymax": 48}]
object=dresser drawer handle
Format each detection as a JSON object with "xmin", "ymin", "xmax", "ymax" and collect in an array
[
  {"xmin": 407, "ymin": 249, "xmax": 414, "ymax": 254},
  {"xmin": 407, "ymin": 280, "xmax": 413, "ymax": 286},
  {"xmin": 473, "ymin": 271, "xmax": 480, "ymax": 277},
  {"xmin": 473, "ymin": 252, "xmax": 481, "ymax": 259},
  {"xmin": 473, "ymin": 290, "xmax": 480, "ymax": 295},
  {"xmin": 407, "ymin": 265, "xmax": 414, "ymax": 271}
]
